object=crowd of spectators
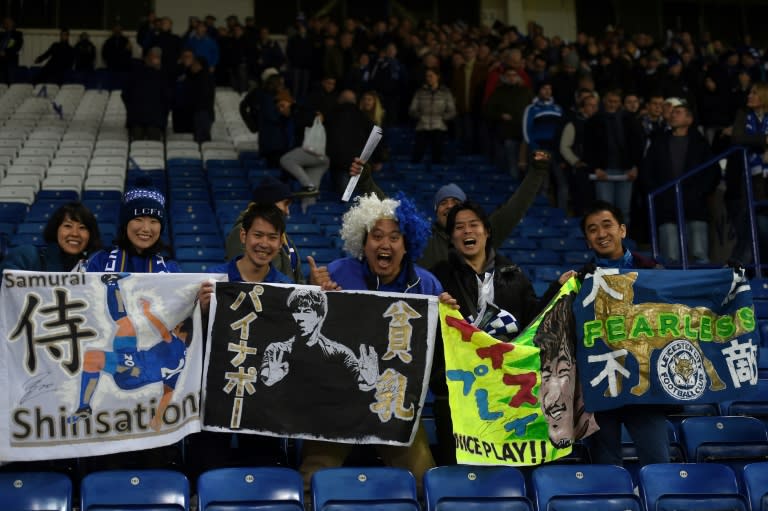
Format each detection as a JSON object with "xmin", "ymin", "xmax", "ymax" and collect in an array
[{"xmin": 1, "ymin": 10, "xmax": 768, "ymax": 507}]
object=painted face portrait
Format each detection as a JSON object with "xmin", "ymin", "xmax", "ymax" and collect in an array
[{"xmin": 533, "ymin": 297, "xmax": 578, "ymax": 448}]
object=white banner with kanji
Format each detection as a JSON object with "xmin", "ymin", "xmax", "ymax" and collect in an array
[{"xmin": 0, "ymin": 271, "xmax": 211, "ymax": 461}]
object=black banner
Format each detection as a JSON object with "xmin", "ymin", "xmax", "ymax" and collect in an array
[{"xmin": 202, "ymin": 283, "xmax": 436, "ymax": 445}]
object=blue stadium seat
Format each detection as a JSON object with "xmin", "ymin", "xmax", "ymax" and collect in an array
[
  {"xmin": 197, "ymin": 467, "xmax": 304, "ymax": 511},
  {"xmin": 294, "ymin": 235, "xmax": 331, "ymax": 248},
  {"xmin": 0, "ymin": 472, "xmax": 71, "ymax": 511},
  {"xmin": 80, "ymin": 469, "xmax": 189, "ymax": 511},
  {"xmin": 760, "ymin": 320, "xmax": 768, "ymax": 347},
  {"xmin": 0, "ymin": 202, "xmax": 28, "ymax": 223},
  {"xmin": 180, "ymin": 261, "xmax": 225, "ymax": 273},
  {"xmin": 287, "ymin": 223, "xmax": 323, "ymax": 235},
  {"xmin": 639, "ymin": 463, "xmax": 747, "ymax": 511},
  {"xmin": 16, "ymin": 222, "xmax": 45, "ymax": 234},
  {"xmin": 529, "ymin": 266, "xmax": 563, "ymax": 282},
  {"xmin": 756, "ymin": 300, "xmax": 768, "ymax": 321},
  {"xmin": 212, "ymin": 189, "xmax": 252, "ymax": 201},
  {"xmin": 168, "ymin": 167, "xmax": 204, "ymax": 179},
  {"xmin": 170, "ymin": 189, "xmax": 211, "ymax": 202},
  {"xmin": 304, "ymin": 248, "xmax": 342, "ymax": 265},
  {"xmin": 83, "ymin": 190, "xmax": 123, "ymax": 201},
  {"xmin": 0, "ymin": 222, "xmax": 16, "ymax": 235},
  {"xmin": 176, "ymin": 247, "xmax": 225, "ymax": 262},
  {"xmin": 170, "ymin": 200, "xmax": 213, "ymax": 215},
  {"xmin": 518, "ymin": 226, "xmax": 564, "ymax": 238},
  {"xmin": 314, "ymin": 203, "xmax": 349, "ymax": 215},
  {"xmin": 167, "ymin": 158, "xmax": 203, "ymax": 168},
  {"xmin": 10, "ymin": 233, "xmax": 44, "ymax": 246},
  {"xmin": 37, "ymin": 189, "xmax": 79, "ymax": 201},
  {"xmin": 424, "ymin": 465, "xmax": 530, "ymax": 511},
  {"xmin": 168, "ymin": 179, "xmax": 208, "ymax": 191},
  {"xmin": 172, "ymin": 222, "xmax": 220, "ymax": 235},
  {"xmin": 532, "ymin": 464, "xmax": 641, "ymax": 511},
  {"xmin": 207, "ymin": 159, "xmax": 241, "ymax": 169},
  {"xmin": 723, "ymin": 378, "xmax": 768, "ymax": 419},
  {"xmin": 562, "ymin": 250, "xmax": 594, "ymax": 265},
  {"xmin": 501, "ymin": 238, "xmax": 538, "ymax": 250},
  {"xmin": 311, "ymin": 467, "xmax": 419, "ymax": 511},
  {"xmin": 174, "ymin": 234, "xmax": 223, "ymax": 248},
  {"xmin": 679, "ymin": 416, "xmax": 768, "ymax": 462},
  {"xmin": 539, "ymin": 237, "xmax": 587, "ymax": 252},
  {"xmin": 752, "ymin": 279, "xmax": 768, "ymax": 300},
  {"xmin": 743, "ymin": 462, "xmax": 768, "ymax": 511},
  {"xmin": 506, "ymin": 249, "xmax": 561, "ymax": 265}
]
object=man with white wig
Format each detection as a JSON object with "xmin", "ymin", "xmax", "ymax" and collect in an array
[{"xmin": 303, "ymin": 191, "xmax": 452, "ymax": 503}]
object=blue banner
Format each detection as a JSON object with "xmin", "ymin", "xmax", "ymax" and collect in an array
[{"xmin": 574, "ymin": 268, "xmax": 758, "ymax": 412}]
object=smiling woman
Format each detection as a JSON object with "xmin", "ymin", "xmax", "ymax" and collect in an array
[{"xmin": 1, "ymin": 202, "xmax": 102, "ymax": 272}]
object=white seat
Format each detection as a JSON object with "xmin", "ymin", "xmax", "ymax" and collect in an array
[
  {"xmin": 42, "ymin": 175, "xmax": 82, "ymax": 195},
  {"xmin": 87, "ymin": 165, "xmax": 126, "ymax": 178},
  {"xmin": 202, "ymin": 141, "xmax": 233, "ymax": 151},
  {"xmin": 51, "ymin": 156, "xmax": 89, "ymax": 167},
  {"xmin": 84, "ymin": 175, "xmax": 124, "ymax": 192},
  {"xmin": 24, "ymin": 139, "xmax": 59, "ymax": 150},
  {"xmin": 129, "ymin": 157, "xmax": 164, "ymax": 170},
  {"xmin": 130, "ymin": 140, "xmax": 163, "ymax": 151},
  {"xmin": 166, "ymin": 140, "xmax": 198, "ymax": 151},
  {"xmin": 48, "ymin": 165, "xmax": 86, "ymax": 179},
  {"xmin": 95, "ymin": 140, "xmax": 128, "ymax": 150},
  {"xmin": 203, "ymin": 150, "xmax": 238, "ymax": 161},
  {"xmin": 0, "ymin": 185, "xmax": 35, "ymax": 204},
  {"xmin": 2, "ymin": 174, "xmax": 40, "ymax": 192},
  {"xmin": 27, "ymin": 131, "xmax": 62, "ymax": 141},
  {"xmin": 93, "ymin": 147, "xmax": 127, "ymax": 158},
  {"xmin": 14, "ymin": 155, "xmax": 50, "ymax": 168},
  {"xmin": 55, "ymin": 147, "xmax": 92, "ymax": 158},
  {"xmin": 19, "ymin": 147, "xmax": 55, "ymax": 160},
  {"xmin": 6, "ymin": 164, "xmax": 46, "ymax": 179},
  {"xmin": 129, "ymin": 148, "xmax": 164, "ymax": 158},
  {"xmin": 166, "ymin": 150, "xmax": 202, "ymax": 160},
  {"xmin": 90, "ymin": 156, "xmax": 126, "ymax": 167},
  {"xmin": 59, "ymin": 139, "xmax": 94, "ymax": 150}
]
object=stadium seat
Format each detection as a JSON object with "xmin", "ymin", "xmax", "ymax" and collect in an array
[
  {"xmin": 197, "ymin": 467, "xmax": 304, "ymax": 511},
  {"xmin": 0, "ymin": 471, "xmax": 72, "ymax": 511},
  {"xmin": 176, "ymin": 247, "xmax": 225, "ymax": 262},
  {"xmin": 424, "ymin": 465, "xmax": 531, "ymax": 511},
  {"xmin": 173, "ymin": 234, "xmax": 223, "ymax": 248},
  {"xmin": 532, "ymin": 464, "xmax": 640, "ymax": 510},
  {"xmin": 172, "ymin": 222, "xmax": 220, "ymax": 235},
  {"xmin": 723, "ymin": 378, "xmax": 768, "ymax": 421},
  {"xmin": 743, "ymin": 462, "xmax": 768, "ymax": 511},
  {"xmin": 80, "ymin": 469, "xmax": 189, "ymax": 511},
  {"xmin": 679, "ymin": 416, "xmax": 768, "ymax": 463},
  {"xmin": 638, "ymin": 463, "xmax": 747, "ymax": 511},
  {"xmin": 180, "ymin": 260, "xmax": 224, "ymax": 273},
  {"xmin": 752, "ymin": 279, "xmax": 768, "ymax": 300},
  {"xmin": 311, "ymin": 467, "xmax": 419, "ymax": 511}
]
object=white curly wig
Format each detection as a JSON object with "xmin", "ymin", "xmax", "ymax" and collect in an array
[{"xmin": 340, "ymin": 194, "xmax": 401, "ymax": 258}]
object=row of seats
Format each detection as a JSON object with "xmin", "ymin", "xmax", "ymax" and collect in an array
[{"xmin": 3, "ymin": 462, "xmax": 767, "ymax": 511}]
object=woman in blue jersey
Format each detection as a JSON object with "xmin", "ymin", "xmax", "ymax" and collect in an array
[
  {"xmin": 86, "ymin": 179, "xmax": 180, "ymax": 273},
  {"xmin": 1, "ymin": 202, "xmax": 102, "ymax": 272}
]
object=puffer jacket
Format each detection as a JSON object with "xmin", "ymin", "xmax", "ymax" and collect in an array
[{"xmin": 409, "ymin": 84, "xmax": 456, "ymax": 132}]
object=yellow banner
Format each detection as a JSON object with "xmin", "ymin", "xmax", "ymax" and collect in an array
[{"xmin": 440, "ymin": 278, "xmax": 592, "ymax": 465}]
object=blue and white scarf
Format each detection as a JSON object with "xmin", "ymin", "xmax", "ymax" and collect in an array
[{"xmin": 745, "ymin": 110, "xmax": 768, "ymax": 176}]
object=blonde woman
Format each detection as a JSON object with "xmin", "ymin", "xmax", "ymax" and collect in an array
[{"xmin": 360, "ymin": 90, "xmax": 386, "ymax": 126}]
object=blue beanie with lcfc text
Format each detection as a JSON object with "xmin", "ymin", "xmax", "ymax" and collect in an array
[{"xmin": 120, "ymin": 180, "xmax": 166, "ymax": 232}]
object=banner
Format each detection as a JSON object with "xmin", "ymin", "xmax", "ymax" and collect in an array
[
  {"xmin": 0, "ymin": 271, "xmax": 209, "ymax": 461},
  {"xmin": 202, "ymin": 283, "xmax": 437, "ymax": 445},
  {"xmin": 574, "ymin": 268, "xmax": 758, "ymax": 412},
  {"xmin": 441, "ymin": 278, "xmax": 597, "ymax": 465}
]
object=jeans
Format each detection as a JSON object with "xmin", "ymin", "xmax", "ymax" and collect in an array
[
  {"xmin": 589, "ymin": 406, "xmax": 670, "ymax": 466},
  {"xmin": 595, "ymin": 168, "xmax": 633, "ymax": 226},
  {"xmin": 503, "ymin": 138, "xmax": 522, "ymax": 180},
  {"xmin": 659, "ymin": 220, "xmax": 710, "ymax": 264},
  {"xmin": 279, "ymin": 147, "xmax": 329, "ymax": 188}
]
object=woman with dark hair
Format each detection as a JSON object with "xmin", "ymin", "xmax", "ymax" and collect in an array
[
  {"xmin": 428, "ymin": 199, "xmax": 540, "ymax": 465},
  {"xmin": 2, "ymin": 202, "xmax": 102, "ymax": 271},
  {"xmin": 86, "ymin": 180, "xmax": 180, "ymax": 273}
]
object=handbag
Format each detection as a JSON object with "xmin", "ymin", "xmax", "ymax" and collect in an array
[{"xmin": 302, "ymin": 115, "xmax": 326, "ymax": 156}]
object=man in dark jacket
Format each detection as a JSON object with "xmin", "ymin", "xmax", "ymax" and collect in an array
[
  {"xmin": 102, "ymin": 25, "xmax": 132, "ymax": 73},
  {"xmin": 73, "ymin": 32, "xmax": 96, "ymax": 72},
  {"xmin": 0, "ymin": 17, "xmax": 23, "ymax": 83},
  {"xmin": 583, "ymin": 90, "xmax": 644, "ymax": 226},
  {"xmin": 122, "ymin": 48, "xmax": 172, "ymax": 141},
  {"xmin": 153, "ymin": 17, "xmax": 182, "ymax": 75},
  {"xmin": 644, "ymin": 103, "xmax": 718, "ymax": 264},
  {"xmin": 324, "ymin": 89, "xmax": 385, "ymax": 197},
  {"xmin": 34, "ymin": 28, "xmax": 75, "ymax": 84},
  {"xmin": 559, "ymin": 92, "xmax": 599, "ymax": 216},
  {"xmin": 577, "ymin": 200, "xmax": 669, "ymax": 468},
  {"xmin": 484, "ymin": 67, "xmax": 533, "ymax": 180},
  {"xmin": 185, "ymin": 57, "xmax": 215, "ymax": 143}
]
